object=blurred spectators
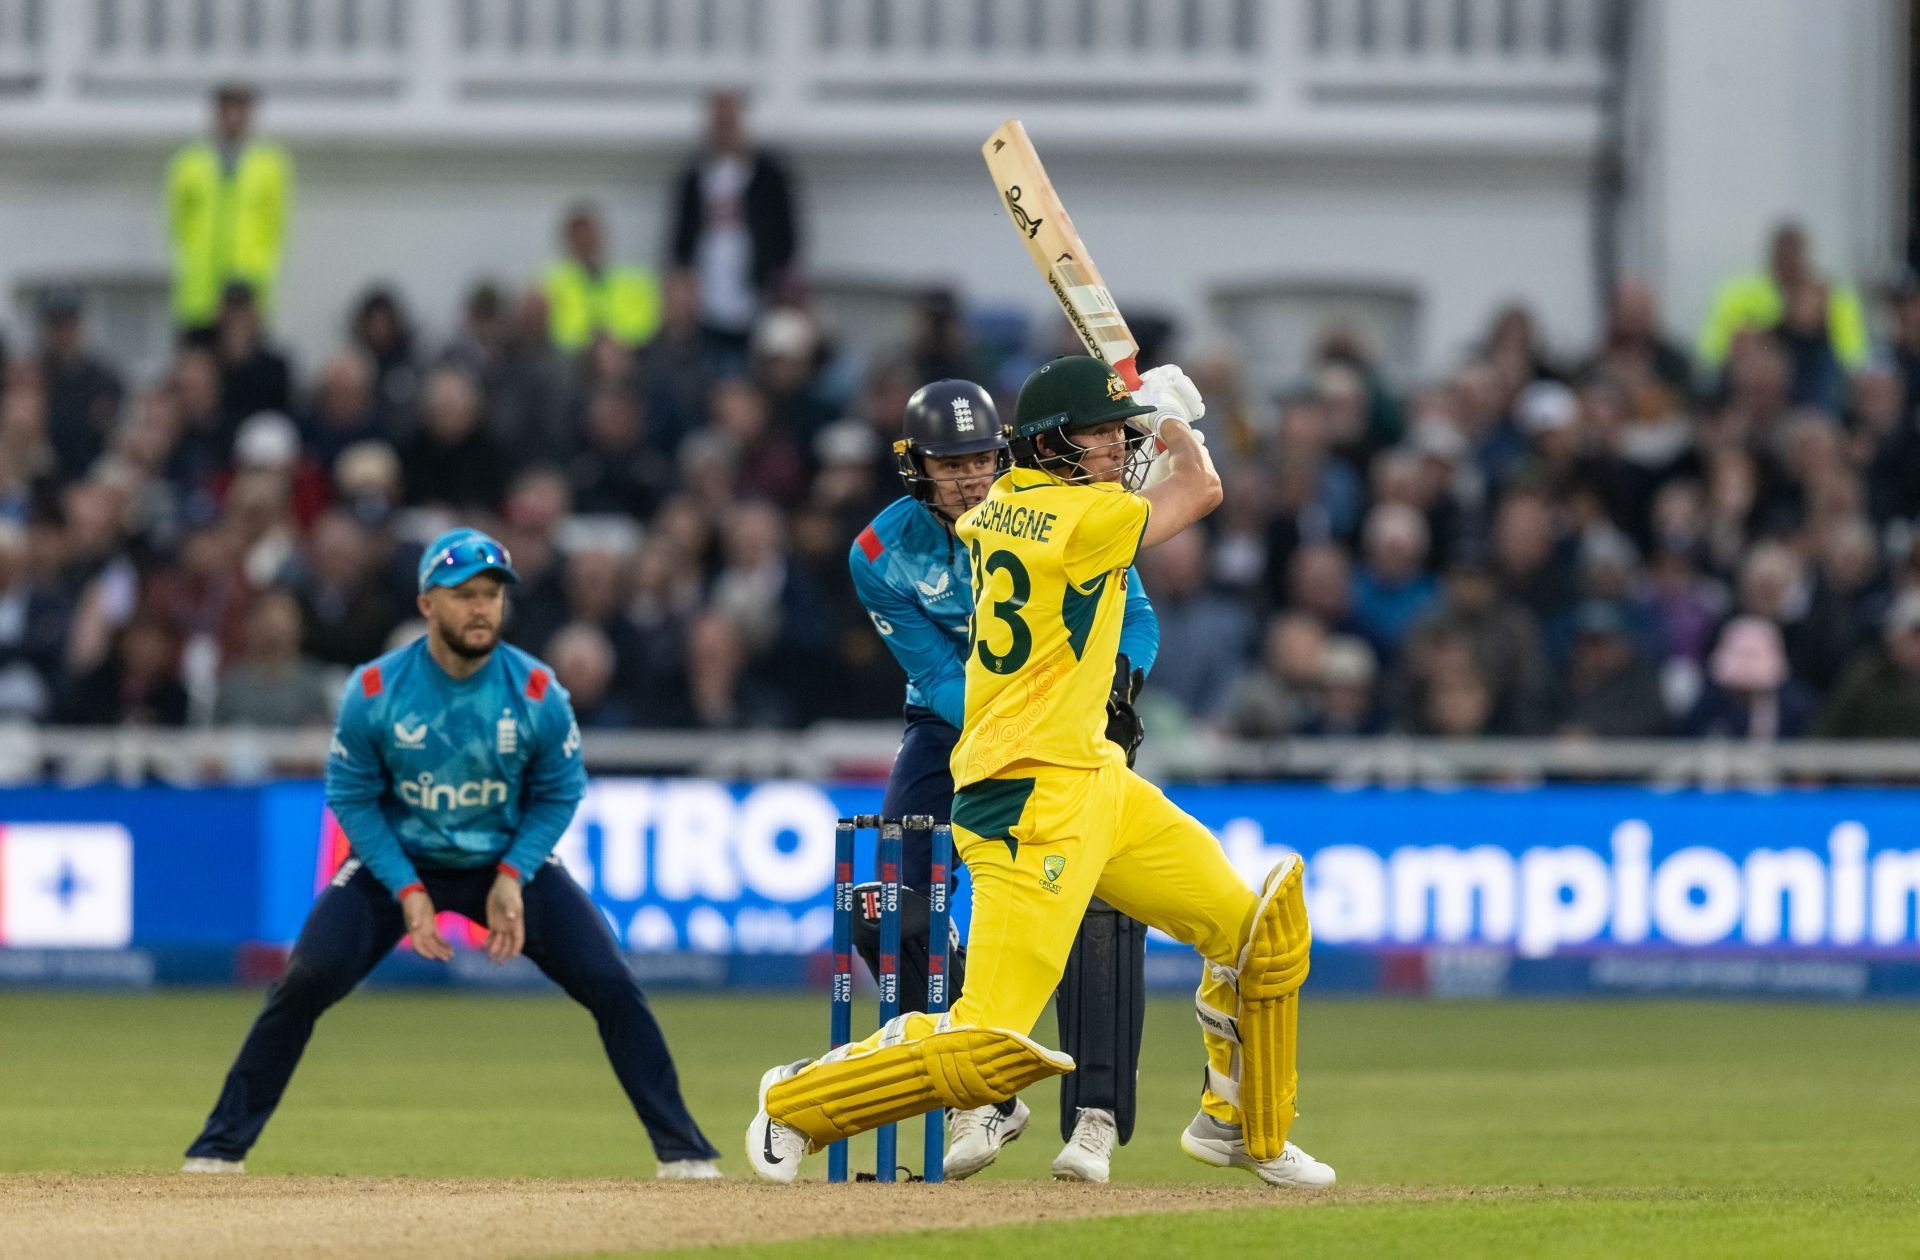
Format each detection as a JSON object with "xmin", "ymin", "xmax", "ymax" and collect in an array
[
  {"xmin": 1400, "ymin": 541, "xmax": 1549, "ymax": 734},
  {"xmin": 301, "ymin": 350, "xmax": 386, "ymax": 466},
  {"xmin": 1687, "ymin": 616, "xmax": 1812, "ymax": 741},
  {"xmin": 0, "ymin": 519, "xmax": 67, "ymax": 720},
  {"xmin": 1223, "ymin": 613, "xmax": 1326, "ymax": 737},
  {"xmin": 400, "ymin": 367, "xmax": 508, "ymax": 511},
  {"xmin": 1304, "ymin": 636, "xmax": 1383, "ymax": 736},
  {"xmin": 1139, "ymin": 529, "xmax": 1254, "ymax": 720},
  {"xmin": 5, "ymin": 213, "xmax": 1918, "ymax": 750},
  {"xmin": 1587, "ymin": 277, "xmax": 1694, "ymax": 400},
  {"xmin": 211, "ymin": 588, "xmax": 335, "ymax": 727},
  {"xmin": 1351, "ymin": 504, "xmax": 1437, "ymax": 659},
  {"xmin": 166, "ymin": 84, "xmax": 292, "ymax": 337},
  {"xmin": 544, "ymin": 202, "xmax": 661, "ymax": 353},
  {"xmin": 1698, "ymin": 222, "xmax": 1867, "ymax": 375},
  {"xmin": 1554, "ymin": 600, "xmax": 1670, "ymax": 738},
  {"xmin": 58, "ymin": 617, "xmax": 189, "ymax": 727},
  {"xmin": 37, "ymin": 289, "xmax": 125, "ymax": 482},
  {"xmin": 548, "ymin": 621, "xmax": 633, "ymax": 729},
  {"xmin": 1818, "ymin": 592, "xmax": 1920, "ymax": 738},
  {"xmin": 216, "ymin": 283, "xmax": 293, "ymax": 426},
  {"xmin": 349, "ymin": 287, "xmax": 422, "ymax": 422},
  {"xmin": 670, "ymin": 89, "xmax": 799, "ymax": 353},
  {"xmin": 291, "ymin": 511, "xmax": 405, "ymax": 667}
]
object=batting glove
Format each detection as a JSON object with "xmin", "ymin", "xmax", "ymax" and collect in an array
[{"xmin": 1133, "ymin": 364, "xmax": 1207, "ymax": 439}]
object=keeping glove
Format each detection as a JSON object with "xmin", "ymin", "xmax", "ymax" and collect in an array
[
  {"xmin": 1104, "ymin": 651, "xmax": 1147, "ymax": 768},
  {"xmin": 1131, "ymin": 364, "xmax": 1206, "ymax": 439}
]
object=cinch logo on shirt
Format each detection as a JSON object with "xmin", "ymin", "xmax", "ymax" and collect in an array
[{"xmin": 398, "ymin": 773, "xmax": 510, "ymax": 811}]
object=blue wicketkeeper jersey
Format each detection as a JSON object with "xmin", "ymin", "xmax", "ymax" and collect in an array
[
  {"xmin": 324, "ymin": 637, "xmax": 587, "ymax": 898},
  {"xmin": 850, "ymin": 495, "xmax": 1159, "ymax": 728}
]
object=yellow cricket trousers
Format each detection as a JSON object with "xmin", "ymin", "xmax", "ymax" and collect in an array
[{"xmin": 945, "ymin": 753, "xmax": 1254, "ymax": 1122}]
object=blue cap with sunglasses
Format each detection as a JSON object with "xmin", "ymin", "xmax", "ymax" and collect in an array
[{"xmin": 418, "ymin": 528, "xmax": 519, "ymax": 593}]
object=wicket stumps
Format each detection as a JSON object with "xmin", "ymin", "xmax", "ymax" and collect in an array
[{"xmin": 829, "ymin": 814, "xmax": 953, "ymax": 1183}]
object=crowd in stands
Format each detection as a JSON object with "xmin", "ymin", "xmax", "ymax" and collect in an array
[{"xmin": 4, "ymin": 87, "xmax": 1920, "ymax": 744}]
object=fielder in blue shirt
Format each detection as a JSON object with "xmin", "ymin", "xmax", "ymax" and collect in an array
[
  {"xmin": 184, "ymin": 528, "xmax": 720, "ymax": 1178},
  {"xmin": 847, "ymin": 380, "xmax": 1159, "ymax": 1183}
]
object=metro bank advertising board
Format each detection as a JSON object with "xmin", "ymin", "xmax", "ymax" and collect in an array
[{"xmin": 3, "ymin": 782, "xmax": 1920, "ymax": 958}]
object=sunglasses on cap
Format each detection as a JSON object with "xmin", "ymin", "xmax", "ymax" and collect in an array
[{"xmin": 430, "ymin": 538, "xmax": 512, "ymax": 570}]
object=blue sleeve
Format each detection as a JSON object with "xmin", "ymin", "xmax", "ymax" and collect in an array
[
  {"xmin": 1118, "ymin": 566, "xmax": 1160, "ymax": 678},
  {"xmin": 323, "ymin": 673, "xmax": 422, "ymax": 899},
  {"xmin": 849, "ymin": 545, "xmax": 968, "ymax": 729},
  {"xmin": 499, "ymin": 690, "xmax": 588, "ymax": 883}
]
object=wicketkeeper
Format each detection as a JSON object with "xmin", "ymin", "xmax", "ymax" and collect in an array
[
  {"xmin": 847, "ymin": 378, "xmax": 1159, "ymax": 1181},
  {"xmin": 183, "ymin": 528, "xmax": 721, "ymax": 1178}
]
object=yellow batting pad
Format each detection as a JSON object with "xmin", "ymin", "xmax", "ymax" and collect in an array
[
  {"xmin": 766, "ymin": 1027, "xmax": 1074, "ymax": 1150},
  {"xmin": 1237, "ymin": 856, "xmax": 1311, "ymax": 1161}
]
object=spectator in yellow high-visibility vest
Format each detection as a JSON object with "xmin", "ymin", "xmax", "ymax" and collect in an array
[
  {"xmin": 541, "ymin": 204, "xmax": 661, "ymax": 353},
  {"xmin": 166, "ymin": 84, "xmax": 293, "ymax": 337},
  {"xmin": 1698, "ymin": 221, "xmax": 1868, "ymax": 374}
]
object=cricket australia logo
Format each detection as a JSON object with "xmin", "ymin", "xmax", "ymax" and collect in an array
[
  {"xmin": 915, "ymin": 570, "xmax": 953, "ymax": 602},
  {"xmin": 392, "ymin": 720, "xmax": 427, "ymax": 750},
  {"xmin": 951, "ymin": 396, "xmax": 975, "ymax": 432},
  {"xmin": 1040, "ymin": 853, "xmax": 1067, "ymax": 894}
]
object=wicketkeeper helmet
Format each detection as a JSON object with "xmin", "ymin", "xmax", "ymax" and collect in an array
[{"xmin": 894, "ymin": 379, "xmax": 1011, "ymax": 503}]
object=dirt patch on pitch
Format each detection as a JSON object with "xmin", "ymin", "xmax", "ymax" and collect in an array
[{"xmin": 0, "ymin": 1174, "xmax": 1540, "ymax": 1259}]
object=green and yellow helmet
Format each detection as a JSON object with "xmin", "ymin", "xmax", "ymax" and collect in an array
[{"xmin": 1008, "ymin": 355, "xmax": 1156, "ymax": 487}]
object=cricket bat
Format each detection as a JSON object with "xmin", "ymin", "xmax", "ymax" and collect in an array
[{"xmin": 983, "ymin": 119, "xmax": 1142, "ymax": 391}]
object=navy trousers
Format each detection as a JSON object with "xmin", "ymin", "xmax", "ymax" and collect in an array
[
  {"xmin": 186, "ymin": 858, "xmax": 718, "ymax": 1164},
  {"xmin": 880, "ymin": 705, "xmax": 961, "ymax": 894}
]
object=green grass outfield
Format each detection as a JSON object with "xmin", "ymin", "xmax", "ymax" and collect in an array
[{"xmin": 2, "ymin": 991, "xmax": 1917, "ymax": 1257}]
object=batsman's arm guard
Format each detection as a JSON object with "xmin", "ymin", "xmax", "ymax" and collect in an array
[
  {"xmin": 1056, "ymin": 896, "xmax": 1147, "ymax": 1142},
  {"xmin": 766, "ymin": 1018, "xmax": 1074, "ymax": 1150}
]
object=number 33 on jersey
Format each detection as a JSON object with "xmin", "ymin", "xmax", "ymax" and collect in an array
[{"xmin": 951, "ymin": 465, "xmax": 1150, "ymax": 787}]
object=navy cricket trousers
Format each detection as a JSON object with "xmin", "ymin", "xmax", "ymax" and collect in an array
[
  {"xmin": 186, "ymin": 858, "xmax": 719, "ymax": 1164},
  {"xmin": 880, "ymin": 705, "xmax": 961, "ymax": 894}
]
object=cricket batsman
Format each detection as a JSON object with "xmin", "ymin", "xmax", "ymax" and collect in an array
[
  {"xmin": 748, "ymin": 357, "xmax": 1334, "ymax": 1187},
  {"xmin": 848, "ymin": 378, "xmax": 1159, "ymax": 1181},
  {"xmin": 183, "ymin": 528, "xmax": 722, "ymax": 1178}
]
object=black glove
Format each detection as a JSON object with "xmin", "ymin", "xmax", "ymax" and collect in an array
[{"xmin": 1104, "ymin": 651, "xmax": 1146, "ymax": 767}]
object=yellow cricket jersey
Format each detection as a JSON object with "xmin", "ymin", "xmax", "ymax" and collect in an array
[{"xmin": 951, "ymin": 466, "xmax": 1150, "ymax": 787}]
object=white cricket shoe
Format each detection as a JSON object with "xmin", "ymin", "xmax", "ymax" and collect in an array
[
  {"xmin": 180, "ymin": 1157, "xmax": 245, "ymax": 1174},
  {"xmin": 1051, "ymin": 1107, "xmax": 1117, "ymax": 1182},
  {"xmin": 1179, "ymin": 1111, "xmax": 1335, "ymax": 1188},
  {"xmin": 745, "ymin": 1060, "xmax": 812, "ymax": 1184},
  {"xmin": 655, "ymin": 1158, "xmax": 723, "ymax": 1180},
  {"xmin": 942, "ymin": 1097, "xmax": 1030, "ymax": 1181}
]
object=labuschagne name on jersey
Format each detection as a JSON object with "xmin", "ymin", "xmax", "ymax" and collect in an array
[{"xmin": 972, "ymin": 498, "xmax": 1057, "ymax": 543}]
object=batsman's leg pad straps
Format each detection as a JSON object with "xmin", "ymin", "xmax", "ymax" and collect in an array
[
  {"xmin": 1195, "ymin": 974, "xmax": 1245, "ymax": 1117},
  {"xmin": 1194, "ymin": 989, "xmax": 1239, "ymax": 1046},
  {"xmin": 1235, "ymin": 856, "xmax": 1310, "ymax": 1161},
  {"xmin": 766, "ymin": 1026, "xmax": 1074, "ymax": 1149}
]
